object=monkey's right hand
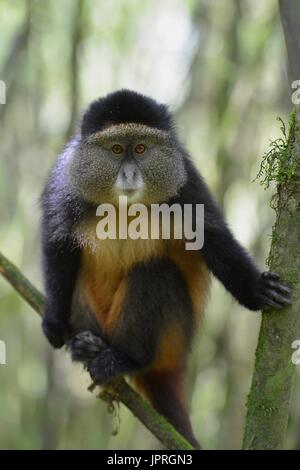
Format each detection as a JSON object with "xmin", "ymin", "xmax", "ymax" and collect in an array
[
  {"xmin": 68, "ymin": 331, "xmax": 131, "ymax": 384},
  {"xmin": 42, "ymin": 312, "xmax": 70, "ymax": 349}
]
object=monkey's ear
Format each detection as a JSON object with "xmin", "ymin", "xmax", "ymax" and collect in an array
[{"xmin": 81, "ymin": 89, "xmax": 174, "ymax": 137}]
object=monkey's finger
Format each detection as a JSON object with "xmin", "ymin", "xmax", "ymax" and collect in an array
[
  {"xmin": 264, "ymin": 288, "xmax": 292, "ymax": 306},
  {"xmin": 262, "ymin": 271, "xmax": 280, "ymax": 280},
  {"xmin": 72, "ymin": 342, "xmax": 101, "ymax": 357},
  {"xmin": 264, "ymin": 279, "xmax": 292, "ymax": 295},
  {"xmin": 263, "ymin": 289, "xmax": 292, "ymax": 306},
  {"xmin": 73, "ymin": 337, "xmax": 103, "ymax": 353},
  {"xmin": 74, "ymin": 330, "xmax": 104, "ymax": 344},
  {"xmin": 260, "ymin": 296, "xmax": 285, "ymax": 309},
  {"xmin": 74, "ymin": 331, "xmax": 105, "ymax": 349},
  {"xmin": 69, "ymin": 345, "xmax": 96, "ymax": 362}
]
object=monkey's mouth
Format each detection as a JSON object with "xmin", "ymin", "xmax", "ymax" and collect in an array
[
  {"xmin": 115, "ymin": 186, "xmax": 145, "ymax": 203},
  {"xmin": 115, "ymin": 182, "xmax": 144, "ymax": 196},
  {"xmin": 118, "ymin": 187, "xmax": 143, "ymax": 198},
  {"xmin": 121, "ymin": 188, "xmax": 139, "ymax": 195}
]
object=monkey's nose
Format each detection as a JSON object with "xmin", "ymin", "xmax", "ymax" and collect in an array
[
  {"xmin": 115, "ymin": 162, "xmax": 144, "ymax": 192},
  {"xmin": 122, "ymin": 166, "xmax": 138, "ymax": 181}
]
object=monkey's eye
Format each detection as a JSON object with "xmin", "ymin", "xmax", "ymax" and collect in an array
[
  {"xmin": 112, "ymin": 144, "xmax": 124, "ymax": 155},
  {"xmin": 135, "ymin": 144, "xmax": 146, "ymax": 155}
]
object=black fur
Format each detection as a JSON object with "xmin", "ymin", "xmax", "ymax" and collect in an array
[
  {"xmin": 112, "ymin": 256, "xmax": 194, "ymax": 364},
  {"xmin": 41, "ymin": 237, "xmax": 81, "ymax": 348},
  {"xmin": 81, "ymin": 89, "xmax": 174, "ymax": 137}
]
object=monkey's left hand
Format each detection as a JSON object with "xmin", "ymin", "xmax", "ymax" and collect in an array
[{"xmin": 254, "ymin": 271, "xmax": 292, "ymax": 310}]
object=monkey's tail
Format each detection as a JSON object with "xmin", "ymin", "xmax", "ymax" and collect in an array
[{"xmin": 133, "ymin": 369, "xmax": 200, "ymax": 449}]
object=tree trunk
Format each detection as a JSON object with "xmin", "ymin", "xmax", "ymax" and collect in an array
[{"xmin": 243, "ymin": 1, "xmax": 300, "ymax": 449}]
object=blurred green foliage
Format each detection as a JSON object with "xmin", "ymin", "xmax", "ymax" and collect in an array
[{"xmin": 0, "ymin": 0, "xmax": 299, "ymax": 450}]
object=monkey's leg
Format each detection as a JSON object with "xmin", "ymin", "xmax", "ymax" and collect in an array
[
  {"xmin": 69, "ymin": 257, "xmax": 194, "ymax": 384},
  {"xmin": 134, "ymin": 369, "xmax": 200, "ymax": 449}
]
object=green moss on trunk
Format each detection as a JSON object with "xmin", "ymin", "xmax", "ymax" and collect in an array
[{"xmin": 243, "ymin": 111, "xmax": 300, "ymax": 449}]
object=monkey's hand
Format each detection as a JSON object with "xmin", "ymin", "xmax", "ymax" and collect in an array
[
  {"xmin": 42, "ymin": 311, "xmax": 70, "ymax": 349},
  {"xmin": 68, "ymin": 331, "xmax": 127, "ymax": 384},
  {"xmin": 254, "ymin": 271, "xmax": 292, "ymax": 310},
  {"xmin": 69, "ymin": 331, "xmax": 105, "ymax": 364}
]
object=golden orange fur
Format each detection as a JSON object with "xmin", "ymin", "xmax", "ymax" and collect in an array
[{"xmin": 75, "ymin": 210, "xmax": 210, "ymax": 338}]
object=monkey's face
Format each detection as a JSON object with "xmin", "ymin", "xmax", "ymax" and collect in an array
[{"xmin": 69, "ymin": 124, "xmax": 187, "ymax": 205}]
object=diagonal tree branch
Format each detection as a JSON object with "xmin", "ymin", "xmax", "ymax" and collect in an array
[{"xmin": 0, "ymin": 251, "xmax": 194, "ymax": 450}]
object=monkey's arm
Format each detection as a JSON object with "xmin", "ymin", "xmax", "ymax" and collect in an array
[
  {"xmin": 178, "ymin": 159, "xmax": 291, "ymax": 311},
  {"xmin": 201, "ymin": 223, "xmax": 291, "ymax": 310},
  {"xmin": 41, "ymin": 237, "xmax": 81, "ymax": 348},
  {"xmin": 40, "ymin": 159, "xmax": 90, "ymax": 348}
]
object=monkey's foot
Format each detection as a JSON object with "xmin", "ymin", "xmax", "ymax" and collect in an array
[
  {"xmin": 258, "ymin": 271, "xmax": 292, "ymax": 309},
  {"xmin": 87, "ymin": 351, "xmax": 124, "ymax": 384},
  {"xmin": 68, "ymin": 331, "xmax": 125, "ymax": 384},
  {"xmin": 69, "ymin": 330, "xmax": 105, "ymax": 363}
]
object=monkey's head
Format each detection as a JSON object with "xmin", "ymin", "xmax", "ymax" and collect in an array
[{"xmin": 69, "ymin": 90, "xmax": 187, "ymax": 205}]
